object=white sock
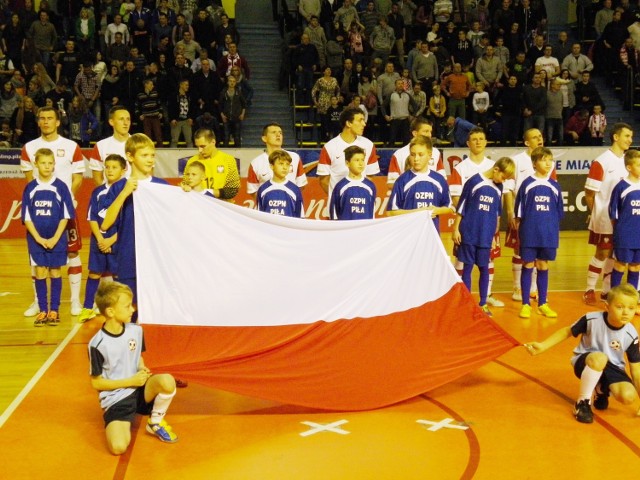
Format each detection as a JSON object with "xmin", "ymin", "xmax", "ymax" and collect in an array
[
  {"xmin": 602, "ymin": 258, "xmax": 615, "ymax": 294},
  {"xmin": 31, "ymin": 266, "xmax": 38, "ymax": 304},
  {"xmin": 586, "ymin": 257, "xmax": 605, "ymax": 291},
  {"xmin": 531, "ymin": 268, "xmax": 538, "ymax": 294},
  {"xmin": 67, "ymin": 256, "xmax": 82, "ymax": 303},
  {"xmin": 578, "ymin": 366, "xmax": 603, "ymax": 403},
  {"xmin": 150, "ymin": 389, "xmax": 176, "ymax": 424},
  {"xmin": 512, "ymin": 256, "xmax": 522, "ymax": 290},
  {"xmin": 488, "ymin": 261, "xmax": 495, "ymax": 296}
]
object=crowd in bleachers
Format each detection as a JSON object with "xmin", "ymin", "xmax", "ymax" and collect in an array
[
  {"xmin": 285, "ymin": 0, "xmax": 638, "ymax": 147},
  {"xmin": 0, "ymin": 0, "xmax": 250, "ymax": 147}
]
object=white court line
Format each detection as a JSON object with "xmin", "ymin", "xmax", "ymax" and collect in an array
[{"xmin": 0, "ymin": 323, "xmax": 81, "ymax": 429}]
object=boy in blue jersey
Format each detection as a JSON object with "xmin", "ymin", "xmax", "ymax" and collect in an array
[
  {"xmin": 89, "ymin": 282, "xmax": 178, "ymax": 455},
  {"xmin": 609, "ymin": 149, "xmax": 640, "ymax": 289},
  {"xmin": 387, "ymin": 135, "xmax": 454, "ymax": 232},
  {"xmin": 183, "ymin": 161, "xmax": 215, "ymax": 197},
  {"xmin": 256, "ymin": 150, "xmax": 305, "ymax": 218},
  {"xmin": 22, "ymin": 148, "xmax": 75, "ymax": 326},
  {"xmin": 330, "ymin": 145, "xmax": 377, "ymax": 220},
  {"xmin": 101, "ymin": 134, "xmax": 169, "ymax": 317},
  {"xmin": 78, "ymin": 154, "xmax": 127, "ymax": 324},
  {"xmin": 525, "ymin": 284, "xmax": 640, "ymax": 424},
  {"xmin": 453, "ymin": 156, "xmax": 515, "ymax": 316},
  {"xmin": 515, "ymin": 147, "xmax": 564, "ymax": 319}
]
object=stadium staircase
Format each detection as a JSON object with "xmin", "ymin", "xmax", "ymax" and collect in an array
[{"xmin": 235, "ymin": 1, "xmax": 295, "ymax": 148}]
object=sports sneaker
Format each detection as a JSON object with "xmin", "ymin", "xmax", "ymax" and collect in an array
[
  {"xmin": 46, "ymin": 311, "xmax": 60, "ymax": 326},
  {"xmin": 70, "ymin": 300, "xmax": 82, "ymax": 316},
  {"xmin": 537, "ymin": 304, "xmax": 558, "ymax": 318},
  {"xmin": 594, "ymin": 386, "xmax": 609, "ymax": 411},
  {"xmin": 24, "ymin": 301, "xmax": 39, "ymax": 317},
  {"xmin": 512, "ymin": 288, "xmax": 522, "ymax": 301},
  {"xmin": 146, "ymin": 419, "xmax": 178, "ymax": 443},
  {"xmin": 600, "ymin": 292, "xmax": 609, "ymax": 302},
  {"xmin": 574, "ymin": 399, "xmax": 594, "ymax": 424},
  {"xmin": 583, "ymin": 289, "xmax": 597, "ymax": 305},
  {"xmin": 530, "ymin": 291, "xmax": 538, "ymax": 301},
  {"xmin": 33, "ymin": 311, "xmax": 48, "ymax": 327},
  {"xmin": 175, "ymin": 378, "xmax": 189, "ymax": 388},
  {"xmin": 486, "ymin": 295, "xmax": 505, "ymax": 307},
  {"xmin": 519, "ymin": 304, "xmax": 532, "ymax": 319},
  {"xmin": 77, "ymin": 308, "xmax": 97, "ymax": 323},
  {"xmin": 480, "ymin": 304, "xmax": 492, "ymax": 317}
]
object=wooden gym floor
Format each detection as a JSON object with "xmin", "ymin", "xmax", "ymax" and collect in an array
[{"xmin": 1, "ymin": 231, "xmax": 640, "ymax": 479}]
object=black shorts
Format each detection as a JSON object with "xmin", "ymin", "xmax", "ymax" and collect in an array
[
  {"xmin": 103, "ymin": 388, "xmax": 153, "ymax": 427},
  {"xmin": 573, "ymin": 353, "xmax": 632, "ymax": 392}
]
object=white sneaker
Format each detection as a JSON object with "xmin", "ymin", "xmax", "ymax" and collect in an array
[
  {"xmin": 512, "ymin": 288, "xmax": 522, "ymax": 301},
  {"xmin": 71, "ymin": 300, "xmax": 82, "ymax": 316},
  {"xmin": 24, "ymin": 301, "xmax": 39, "ymax": 317},
  {"xmin": 486, "ymin": 295, "xmax": 505, "ymax": 307}
]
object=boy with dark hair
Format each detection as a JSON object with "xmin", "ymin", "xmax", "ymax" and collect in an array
[
  {"xmin": 330, "ymin": 145, "xmax": 377, "ymax": 220},
  {"xmin": 89, "ymin": 281, "xmax": 178, "ymax": 454},
  {"xmin": 78, "ymin": 154, "xmax": 127, "ymax": 323},
  {"xmin": 256, "ymin": 150, "xmax": 304, "ymax": 218}
]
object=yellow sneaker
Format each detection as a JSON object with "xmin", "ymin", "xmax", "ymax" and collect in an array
[
  {"xmin": 78, "ymin": 308, "xmax": 97, "ymax": 323},
  {"xmin": 146, "ymin": 419, "xmax": 178, "ymax": 443},
  {"xmin": 519, "ymin": 304, "xmax": 531, "ymax": 319},
  {"xmin": 537, "ymin": 304, "xmax": 558, "ymax": 318}
]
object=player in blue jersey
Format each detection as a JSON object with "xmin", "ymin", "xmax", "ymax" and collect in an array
[
  {"xmin": 101, "ymin": 134, "xmax": 169, "ymax": 318},
  {"xmin": 22, "ymin": 148, "xmax": 75, "ymax": 326},
  {"xmin": 525, "ymin": 284, "xmax": 640, "ymax": 424},
  {"xmin": 78, "ymin": 154, "xmax": 128, "ymax": 324},
  {"xmin": 256, "ymin": 150, "xmax": 305, "ymax": 218},
  {"xmin": 515, "ymin": 147, "xmax": 564, "ymax": 319},
  {"xmin": 183, "ymin": 160, "xmax": 215, "ymax": 197},
  {"xmin": 453, "ymin": 157, "xmax": 515, "ymax": 316},
  {"xmin": 387, "ymin": 135, "xmax": 453, "ymax": 232},
  {"xmin": 609, "ymin": 149, "xmax": 640, "ymax": 289},
  {"xmin": 330, "ymin": 145, "xmax": 377, "ymax": 220},
  {"xmin": 89, "ymin": 282, "xmax": 178, "ymax": 454}
]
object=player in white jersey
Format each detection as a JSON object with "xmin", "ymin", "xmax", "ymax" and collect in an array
[
  {"xmin": 387, "ymin": 117, "xmax": 446, "ymax": 187},
  {"xmin": 502, "ymin": 128, "xmax": 558, "ymax": 301},
  {"xmin": 317, "ymin": 107, "xmax": 380, "ymax": 207},
  {"xmin": 246, "ymin": 123, "xmax": 308, "ymax": 196},
  {"xmin": 449, "ymin": 126, "xmax": 504, "ymax": 307},
  {"xmin": 87, "ymin": 105, "xmax": 132, "ymax": 184},
  {"xmin": 20, "ymin": 106, "xmax": 86, "ymax": 317},
  {"xmin": 583, "ymin": 123, "xmax": 633, "ymax": 305}
]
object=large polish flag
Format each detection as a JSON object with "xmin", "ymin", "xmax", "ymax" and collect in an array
[{"xmin": 134, "ymin": 182, "xmax": 518, "ymax": 411}]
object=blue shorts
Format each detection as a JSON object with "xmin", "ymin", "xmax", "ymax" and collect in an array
[
  {"xmin": 88, "ymin": 248, "xmax": 118, "ymax": 274},
  {"xmin": 457, "ymin": 243, "xmax": 491, "ymax": 267},
  {"xmin": 29, "ymin": 249, "xmax": 68, "ymax": 268},
  {"xmin": 573, "ymin": 353, "xmax": 632, "ymax": 392},
  {"xmin": 613, "ymin": 248, "xmax": 640, "ymax": 264},
  {"xmin": 520, "ymin": 247, "xmax": 557, "ymax": 263}
]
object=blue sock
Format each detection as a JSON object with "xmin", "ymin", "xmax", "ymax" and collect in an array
[
  {"xmin": 462, "ymin": 263, "xmax": 473, "ymax": 291},
  {"xmin": 611, "ymin": 269, "xmax": 624, "ymax": 288},
  {"xmin": 50, "ymin": 277, "xmax": 62, "ymax": 311},
  {"xmin": 479, "ymin": 265, "xmax": 489, "ymax": 305},
  {"xmin": 35, "ymin": 278, "xmax": 47, "ymax": 312},
  {"xmin": 83, "ymin": 277, "xmax": 100, "ymax": 309},
  {"xmin": 521, "ymin": 266, "xmax": 533, "ymax": 306},
  {"xmin": 627, "ymin": 270, "xmax": 639, "ymax": 290},
  {"xmin": 537, "ymin": 269, "xmax": 549, "ymax": 305}
]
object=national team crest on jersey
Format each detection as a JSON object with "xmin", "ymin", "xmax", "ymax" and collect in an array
[
  {"xmin": 217, "ymin": 165, "xmax": 224, "ymax": 173},
  {"xmin": 610, "ymin": 339, "xmax": 621, "ymax": 351},
  {"xmin": 128, "ymin": 338, "xmax": 137, "ymax": 351},
  {"xmin": 57, "ymin": 149, "xmax": 65, "ymax": 157}
]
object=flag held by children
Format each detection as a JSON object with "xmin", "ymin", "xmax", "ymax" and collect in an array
[{"xmin": 134, "ymin": 182, "xmax": 518, "ymax": 410}]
